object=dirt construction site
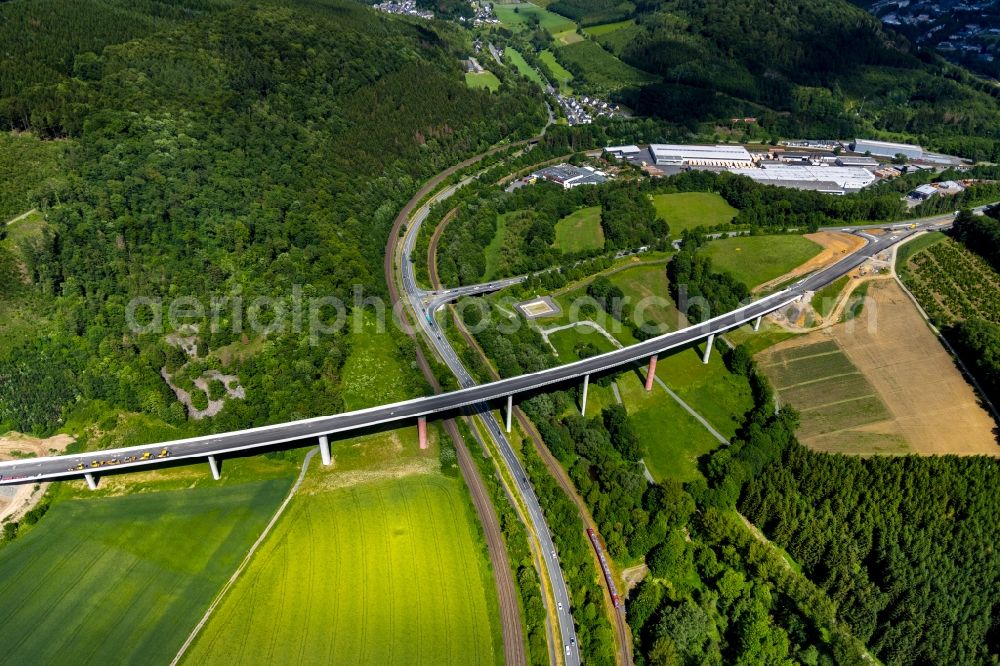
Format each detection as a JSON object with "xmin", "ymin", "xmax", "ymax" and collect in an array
[{"xmin": 759, "ymin": 279, "xmax": 999, "ymax": 456}]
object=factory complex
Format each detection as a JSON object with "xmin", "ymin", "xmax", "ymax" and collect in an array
[{"xmin": 604, "ymin": 139, "xmax": 965, "ymax": 195}]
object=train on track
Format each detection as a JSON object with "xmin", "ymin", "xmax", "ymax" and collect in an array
[{"xmin": 586, "ymin": 527, "xmax": 622, "ymax": 608}]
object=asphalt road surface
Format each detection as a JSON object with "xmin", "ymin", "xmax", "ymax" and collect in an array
[
  {"xmin": 397, "ymin": 176, "xmax": 582, "ymax": 665},
  {"xmin": 0, "ymin": 221, "xmax": 940, "ymax": 488}
]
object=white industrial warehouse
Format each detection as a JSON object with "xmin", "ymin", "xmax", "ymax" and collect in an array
[
  {"xmin": 850, "ymin": 138, "xmax": 924, "ymax": 160},
  {"xmin": 648, "ymin": 144, "xmax": 754, "ymax": 167},
  {"xmin": 742, "ymin": 164, "xmax": 877, "ymax": 194}
]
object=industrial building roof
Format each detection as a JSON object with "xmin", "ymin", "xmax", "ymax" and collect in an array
[
  {"xmin": 742, "ymin": 164, "xmax": 877, "ymax": 191},
  {"xmin": 604, "ymin": 145, "xmax": 641, "ymax": 154},
  {"xmin": 532, "ymin": 163, "xmax": 607, "ymax": 187},
  {"xmin": 852, "ymin": 138, "xmax": 923, "ymax": 158},
  {"xmin": 649, "ymin": 144, "xmax": 753, "ymax": 162}
]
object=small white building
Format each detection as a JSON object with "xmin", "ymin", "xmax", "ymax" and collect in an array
[{"xmin": 603, "ymin": 145, "xmax": 642, "ymax": 159}]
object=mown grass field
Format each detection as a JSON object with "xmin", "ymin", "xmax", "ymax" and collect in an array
[
  {"xmin": 547, "ymin": 263, "xmax": 677, "ymax": 338},
  {"xmin": 581, "ymin": 18, "xmax": 634, "ymax": 36},
  {"xmin": 184, "ymin": 437, "xmax": 501, "ymax": 666},
  {"xmin": 653, "ymin": 346, "xmax": 754, "ymax": 440},
  {"xmin": 582, "ymin": 20, "xmax": 643, "ymax": 56},
  {"xmin": 810, "ymin": 275, "xmax": 848, "ymax": 319},
  {"xmin": 466, "ymin": 71, "xmax": 501, "ymax": 92},
  {"xmin": 546, "ymin": 322, "xmax": 618, "ymax": 361},
  {"xmin": 553, "ymin": 205, "xmax": 603, "ymax": 253},
  {"xmin": 0, "ymin": 477, "xmax": 293, "ymax": 665},
  {"xmin": 758, "ymin": 339, "xmax": 896, "ymax": 445},
  {"xmin": 555, "ymin": 39, "xmax": 657, "ymax": 91},
  {"xmin": 703, "ymin": 235, "xmax": 822, "ymax": 289},
  {"xmin": 503, "ymin": 47, "xmax": 542, "ymax": 85},
  {"xmin": 650, "ymin": 192, "xmax": 737, "ymax": 238},
  {"xmin": 539, "ymin": 49, "xmax": 573, "ymax": 91},
  {"xmin": 495, "ymin": 2, "xmax": 576, "ymax": 34},
  {"xmin": 616, "ymin": 368, "xmax": 722, "ymax": 483}
]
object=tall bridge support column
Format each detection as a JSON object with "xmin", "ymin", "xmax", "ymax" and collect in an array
[
  {"xmin": 581, "ymin": 374, "xmax": 590, "ymax": 415},
  {"xmin": 84, "ymin": 473, "xmax": 97, "ymax": 491},
  {"xmin": 506, "ymin": 395, "xmax": 513, "ymax": 434},
  {"xmin": 318, "ymin": 435, "xmax": 331, "ymax": 466},
  {"xmin": 702, "ymin": 333, "xmax": 715, "ymax": 364},
  {"xmin": 645, "ymin": 355, "xmax": 657, "ymax": 391},
  {"xmin": 208, "ymin": 455, "xmax": 221, "ymax": 481},
  {"xmin": 418, "ymin": 416, "xmax": 428, "ymax": 450},
  {"xmin": 753, "ymin": 315, "xmax": 762, "ymax": 332}
]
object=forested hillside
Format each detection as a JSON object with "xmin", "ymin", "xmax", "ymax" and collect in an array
[
  {"xmin": 601, "ymin": 0, "xmax": 1000, "ymax": 159},
  {"xmin": 0, "ymin": 0, "xmax": 546, "ymax": 435}
]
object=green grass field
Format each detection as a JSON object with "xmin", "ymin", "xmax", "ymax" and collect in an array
[
  {"xmin": 539, "ymin": 50, "xmax": 574, "ymax": 91},
  {"xmin": 895, "ymin": 231, "xmax": 946, "ymax": 275},
  {"xmin": 615, "ymin": 369, "xmax": 721, "ymax": 483},
  {"xmin": 0, "ymin": 477, "xmax": 293, "ymax": 664},
  {"xmin": 465, "ymin": 71, "xmax": 501, "ymax": 92},
  {"xmin": 495, "ymin": 2, "xmax": 576, "ymax": 34},
  {"xmin": 810, "ymin": 276, "xmax": 849, "ymax": 319},
  {"xmin": 555, "ymin": 39, "xmax": 657, "ymax": 91},
  {"xmin": 503, "ymin": 47, "xmax": 543, "ymax": 85},
  {"xmin": 704, "ymin": 235, "xmax": 822, "ymax": 289},
  {"xmin": 581, "ymin": 19, "xmax": 634, "ymax": 36},
  {"xmin": 650, "ymin": 192, "xmax": 737, "ymax": 238},
  {"xmin": 483, "ymin": 212, "xmax": 510, "ymax": 280},
  {"xmin": 0, "ymin": 209, "xmax": 50, "ymax": 347},
  {"xmin": 553, "ymin": 206, "xmax": 604, "ymax": 253},
  {"xmin": 546, "ymin": 323, "xmax": 618, "ymax": 362},
  {"xmin": 582, "ymin": 20, "xmax": 643, "ymax": 56},
  {"xmin": 341, "ymin": 312, "xmax": 414, "ymax": 409},
  {"xmin": 653, "ymin": 345, "xmax": 754, "ymax": 440},
  {"xmin": 184, "ymin": 455, "xmax": 500, "ymax": 665}
]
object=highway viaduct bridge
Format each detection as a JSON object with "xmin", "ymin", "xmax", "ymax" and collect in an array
[{"xmin": 0, "ymin": 225, "xmax": 929, "ymax": 488}]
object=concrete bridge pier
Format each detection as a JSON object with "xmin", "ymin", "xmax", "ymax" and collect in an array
[
  {"xmin": 84, "ymin": 473, "xmax": 97, "ymax": 491},
  {"xmin": 581, "ymin": 374, "xmax": 590, "ymax": 415},
  {"xmin": 645, "ymin": 355, "xmax": 657, "ymax": 391},
  {"xmin": 318, "ymin": 435, "xmax": 331, "ymax": 466},
  {"xmin": 702, "ymin": 333, "xmax": 715, "ymax": 364},
  {"xmin": 208, "ymin": 455, "xmax": 221, "ymax": 481},
  {"xmin": 418, "ymin": 416, "xmax": 428, "ymax": 450},
  {"xmin": 506, "ymin": 395, "xmax": 513, "ymax": 433},
  {"xmin": 753, "ymin": 315, "xmax": 762, "ymax": 331}
]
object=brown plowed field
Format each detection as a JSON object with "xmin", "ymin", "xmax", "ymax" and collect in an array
[{"xmin": 760, "ymin": 280, "xmax": 998, "ymax": 456}]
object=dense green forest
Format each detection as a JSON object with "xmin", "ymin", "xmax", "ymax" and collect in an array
[
  {"xmin": 727, "ymin": 437, "xmax": 999, "ymax": 664},
  {"xmin": 0, "ymin": 0, "xmax": 546, "ymax": 435},
  {"xmin": 458, "ymin": 290, "xmax": 871, "ymax": 662}
]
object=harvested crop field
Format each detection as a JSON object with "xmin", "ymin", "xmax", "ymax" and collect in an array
[{"xmin": 759, "ymin": 280, "xmax": 998, "ymax": 456}]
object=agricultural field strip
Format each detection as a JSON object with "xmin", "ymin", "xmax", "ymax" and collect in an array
[
  {"xmin": 758, "ymin": 348, "xmax": 844, "ymax": 368},
  {"xmin": 796, "ymin": 394, "xmax": 882, "ymax": 414},
  {"xmin": 171, "ymin": 449, "xmax": 318, "ymax": 666},
  {"xmin": 777, "ymin": 371, "xmax": 872, "ymax": 391}
]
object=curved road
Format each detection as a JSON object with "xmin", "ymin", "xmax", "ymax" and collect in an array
[
  {"xmin": 396, "ymin": 170, "xmax": 582, "ymax": 664},
  {"xmin": 0, "ymin": 221, "xmax": 946, "ymax": 487}
]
